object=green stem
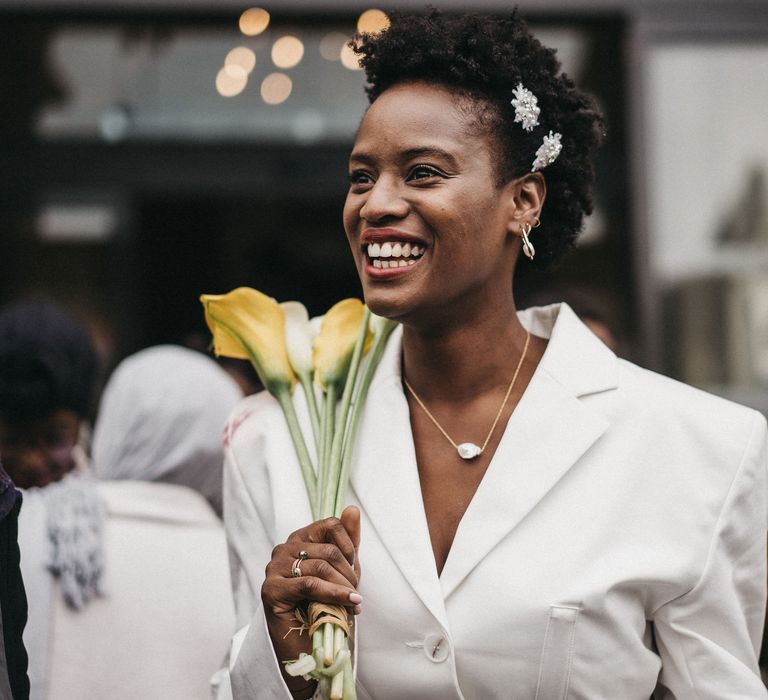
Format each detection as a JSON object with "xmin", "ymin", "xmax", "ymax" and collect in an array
[
  {"xmin": 341, "ymin": 648, "xmax": 356, "ymax": 700},
  {"xmin": 329, "ymin": 626, "xmax": 346, "ymax": 698},
  {"xmin": 312, "ymin": 629, "xmax": 324, "ymax": 672},
  {"xmin": 323, "ymin": 309, "xmax": 371, "ymax": 518},
  {"xmin": 318, "ymin": 385, "xmax": 336, "ymax": 516},
  {"xmin": 299, "ymin": 372, "xmax": 321, "ymax": 450},
  {"xmin": 333, "ymin": 322, "xmax": 396, "ymax": 517},
  {"xmin": 317, "ymin": 649, "xmax": 349, "ymax": 677},
  {"xmin": 323, "ymin": 622, "xmax": 335, "ymax": 666},
  {"xmin": 276, "ymin": 390, "xmax": 317, "ymax": 518}
]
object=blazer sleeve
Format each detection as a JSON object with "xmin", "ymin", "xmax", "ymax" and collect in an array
[
  {"xmin": 222, "ymin": 409, "xmax": 300, "ymax": 700},
  {"xmin": 653, "ymin": 410, "xmax": 768, "ymax": 699}
]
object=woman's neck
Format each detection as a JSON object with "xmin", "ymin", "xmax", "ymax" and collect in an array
[{"xmin": 400, "ymin": 301, "xmax": 532, "ymax": 403}]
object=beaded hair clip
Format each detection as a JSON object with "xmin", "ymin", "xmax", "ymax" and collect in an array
[{"xmin": 511, "ymin": 83, "xmax": 563, "ymax": 172}]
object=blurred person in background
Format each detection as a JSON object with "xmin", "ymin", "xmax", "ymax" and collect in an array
[
  {"xmin": 521, "ymin": 283, "xmax": 625, "ymax": 355},
  {"xmin": 85, "ymin": 344, "xmax": 240, "ymax": 700},
  {"xmin": 0, "ymin": 301, "xmax": 103, "ymax": 700},
  {"xmin": 0, "ymin": 459, "xmax": 29, "ymax": 700},
  {"xmin": 93, "ymin": 344, "xmax": 243, "ymax": 516}
]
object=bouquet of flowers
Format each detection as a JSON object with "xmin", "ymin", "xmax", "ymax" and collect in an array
[{"xmin": 200, "ymin": 287, "xmax": 397, "ymax": 700}]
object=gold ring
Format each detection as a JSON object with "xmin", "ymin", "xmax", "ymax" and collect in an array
[
  {"xmin": 298, "ymin": 550, "xmax": 310, "ymax": 560},
  {"xmin": 291, "ymin": 559, "xmax": 303, "ymax": 578}
]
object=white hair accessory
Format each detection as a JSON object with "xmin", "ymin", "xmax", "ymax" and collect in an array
[
  {"xmin": 532, "ymin": 130, "xmax": 562, "ymax": 172},
  {"xmin": 511, "ymin": 83, "xmax": 540, "ymax": 132}
]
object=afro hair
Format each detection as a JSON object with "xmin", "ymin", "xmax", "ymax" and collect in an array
[{"xmin": 0, "ymin": 302, "xmax": 98, "ymax": 420}]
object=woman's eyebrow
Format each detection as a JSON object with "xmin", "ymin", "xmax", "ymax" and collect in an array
[
  {"xmin": 349, "ymin": 147, "xmax": 459, "ymax": 168},
  {"xmin": 400, "ymin": 147, "xmax": 459, "ymax": 168}
]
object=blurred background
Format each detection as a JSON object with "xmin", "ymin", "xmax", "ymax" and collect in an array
[{"xmin": 1, "ymin": 0, "xmax": 767, "ymax": 411}]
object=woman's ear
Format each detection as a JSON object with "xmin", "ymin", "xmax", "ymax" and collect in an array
[{"xmin": 505, "ymin": 173, "xmax": 547, "ymax": 234}]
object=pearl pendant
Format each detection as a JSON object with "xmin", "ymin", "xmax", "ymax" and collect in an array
[{"xmin": 457, "ymin": 442, "xmax": 482, "ymax": 460}]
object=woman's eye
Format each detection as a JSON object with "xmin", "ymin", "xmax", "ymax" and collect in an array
[
  {"xmin": 408, "ymin": 165, "xmax": 443, "ymax": 181},
  {"xmin": 348, "ymin": 170, "xmax": 373, "ymax": 186}
]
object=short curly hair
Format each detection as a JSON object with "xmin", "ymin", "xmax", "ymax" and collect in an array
[
  {"xmin": 353, "ymin": 9, "xmax": 604, "ymax": 269},
  {"xmin": 0, "ymin": 302, "xmax": 98, "ymax": 420}
]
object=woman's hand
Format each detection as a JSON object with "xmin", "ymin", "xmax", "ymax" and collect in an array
[{"xmin": 262, "ymin": 506, "xmax": 361, "ymax": 694}]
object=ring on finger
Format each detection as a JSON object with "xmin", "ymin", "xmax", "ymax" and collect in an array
[
  {"xmin": 298, "ymin": 550, "xmax": 310, "ymax": 560},
  {"xmin": 291, "ymin": 559, "xmax": 303, "ymax": 578}
]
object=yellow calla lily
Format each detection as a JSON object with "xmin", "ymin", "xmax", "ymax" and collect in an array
[
  {"xmin": 313, "ymin": 299, "xmax": 372, "ymax": 391},
  {"xmin": 200, "ymin": 287, "xmax": 295, "ymax": 395}
]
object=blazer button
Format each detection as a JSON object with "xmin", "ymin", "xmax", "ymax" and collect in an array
[{"xmin": 423, "ymin": 633, "xmax": 450, "ymax": 663}]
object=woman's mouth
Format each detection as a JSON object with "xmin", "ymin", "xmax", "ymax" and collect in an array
[{"xmin": 364, "ymin": 241, "xmax": 425, "ymax": 270}]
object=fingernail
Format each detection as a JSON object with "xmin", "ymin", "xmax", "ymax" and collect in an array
[
  {"xmin": 349, "ymin": 592, "xmax": 363, "ymax": 604},
  {"xmin": 353, "ymin": 604, "xmax": 363, "ymax": 615}
]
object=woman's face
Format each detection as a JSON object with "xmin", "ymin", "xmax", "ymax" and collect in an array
[
  {"xmin": 343, "ymin": 82, "xmax": 522, "ymax": 325},
  {"xmin": 0, "ymin": 409, "xmax": 80, "ymax": 488}
]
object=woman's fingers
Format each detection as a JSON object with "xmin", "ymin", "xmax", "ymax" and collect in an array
[
  {"xmin": 287, "ymin": 516, "xmax": 357, "ymax": 567},
  {"xmin": 262, "ymin": 572, "xmax": 361, "ymax": 617},
  {"xmin": 269, "ymin": 548, "xmax": 356, "ymax": 588},
  {"xmin": 340, "ymin": 506, "xmax": 361, "ymax": 580}
]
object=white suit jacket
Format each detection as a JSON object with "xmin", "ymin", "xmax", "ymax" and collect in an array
[{"xmin": 223, "ymin": 303, "xmax": 768, "ymax": 700}]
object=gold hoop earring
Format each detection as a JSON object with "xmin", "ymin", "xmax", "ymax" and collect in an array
[{"xmin": 521, "ymin": 222, "xmax": 535, "ymax": 260}]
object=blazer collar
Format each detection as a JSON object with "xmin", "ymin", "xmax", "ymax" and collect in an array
[
  {"xmin": 351, "ymin": 304, "xmax": 618, "ymax": 619},
  {"xmin": 369, "ymin": 302, "xmax": 618, "ymax": 397}
]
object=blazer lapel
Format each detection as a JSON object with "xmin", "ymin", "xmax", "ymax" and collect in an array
[
  {"xmin": 350, "ymin": 328, "xmax": 449, "ymax": 628},
  {"xmin": 439, "ymin": 370, "xmax": 608, "ymax": 598},
  {"xmin": 440, "ymin": 303, "xmax": 618, "ymax": 598}
]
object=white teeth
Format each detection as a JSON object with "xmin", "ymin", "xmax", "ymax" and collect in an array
[
  {"xmin": 366, "ymin": 241, "xmax": 425, "ymax": 260},
  {"xmin": 371, "ymin": 257, "xmax": 417, "ymax": 270}
]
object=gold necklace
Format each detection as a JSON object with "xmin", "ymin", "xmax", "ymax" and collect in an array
[{"xmin": 403, "ymin": 331, "xmax": 531, "ymax": 460}]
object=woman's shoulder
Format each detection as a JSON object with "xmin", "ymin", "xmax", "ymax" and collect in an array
[
  {"xmin": 223, "ymin": 391, "xmax": 284, "ymax": 454},
  {"xmin": 98, "ymin": 480, "xmax": 221, "ymax": 527},
  {"xmin": 610, "ymin": 357, "xmax": 766, "ymax": 460}
]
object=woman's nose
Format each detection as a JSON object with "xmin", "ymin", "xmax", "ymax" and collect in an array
[{"xmin": 359, "ymin": 177, "xmax": 409, "ymax": 223}]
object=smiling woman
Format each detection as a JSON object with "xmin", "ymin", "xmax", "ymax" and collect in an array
[{"xmin": 221, "ymin": 10, "xmax": 768, "ymax": 700}]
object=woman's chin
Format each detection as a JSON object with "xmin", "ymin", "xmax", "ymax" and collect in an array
[{"xmin": 361, "ymin": 291, "xmax": 413, "ymax": 323}]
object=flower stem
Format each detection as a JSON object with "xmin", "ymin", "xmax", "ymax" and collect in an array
[
  {"xmin": 329, "ymin": 626, "xmax": 346, "ymax": 699},
  {"xmin": 341, "ymin": 653, "xmax": 355, "ymax": 700},
  {"xmin": 299, "ymin": 371, "xmax": 321, "ymax": 450},
  {"xmin": 276, "ymin": 390, "xmax": 317, "ymax": 518},
  {"xmin": 333, "ymin": 321, "xmax": 396, "ymax": 517},
  {"xmin": 318, "ymin": 384, "xmax": 336, "ymax": 516},
  {"xmin": 323, "ymin": 309, "xmax": 371, "ymax": 517},
  {"xmin": 323, "ymin": 622, "xmax": 335, "ymax": 666}
]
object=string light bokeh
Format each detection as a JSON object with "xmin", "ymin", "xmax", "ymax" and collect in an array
[{"xmin": 215, "ymin": 7, "xmax": 387, "ymax": 101}]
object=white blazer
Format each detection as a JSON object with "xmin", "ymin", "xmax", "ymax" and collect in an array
[{"xmin": 223, "ymin": 303, "xmax": 768, "ymax": 700}]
